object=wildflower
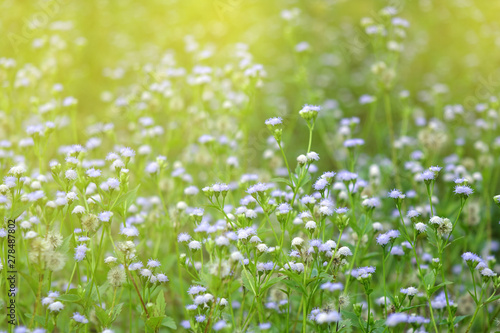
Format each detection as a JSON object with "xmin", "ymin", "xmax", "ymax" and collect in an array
[
  {"xmin": 265, "ymin": 117, "xmax": 282, "ymax": 126},
  {"xmin": 86, "ymin": 168, "xmax": 101, "ymax": 178},
  {"xmin": 337, "ymin": 247, "xmax": 352, "ymax": 257},
  {"xmin": 480, "ymin": 268, "xmax": 497, "ymax": 278},
  {"xmin": 376, "ymin": 234, "xmax": 391, "ymax": 246},
  {"xmin": 299, "ymin": 104, "xmax": 320, "ymax": 121},
  {"xmin": 337, "ymin": 170, "xmax": 358, "ymax": 182},
  {"xmin": 320, "ymin": 282, "xmax": 344, "ymax": 292},
  {"xmin": 9, "ymin": 165, "xmax": 26, "ymax": 177},
  {"xmin": 343, "ymin": 138, "xmax": 365, "ymax": 148},
  {"xmin": 297, "ymin": 154, "xmax": 307, "ymax": 165},
  {"xmin": 429, "ymin": 216, "xmax": 443, "ymax": 226},
  {"xmin": 429, "ymin": 166, "xmax": 442, "ymax": 173},
  {"xmin": 351, "ymin": 266, "xmax": 376, "ymax": 279},
  {"xmin": 292, "ymin": 237, "xmax": 304, "ymax": 247},
  {"xmin": 362, "ymin": 197, "xmax": 380, "ymax": 209},
  {"xmin": 454, "ymin": 185, "xmax": 473, "ymax": 197},
  {"xmin": 388, "ymin": 189, "xmax": 405, "ymax": 199},
  {"xmin": 400, "ymin": 287, "xmax": 418, "ymax": 296},
  {"xmin": 415, "ymin": 222, "xmax": 427, "ymax": 233},
  {"xmin": 48, "ymin": 301, "xmax": 64, "ymax": 312},
  {"xmin": 156, "ymin": 273, "xmax": 169, "ymax": 282},
  {"xmin": 386, "ymin": 313, "xmax": 408, "ymax": 326},
  {"xmin": 188, "ymin": 285, "xmax": 206, "ymax": 295},
  {"xmin": 213, "ymin": 320, "xmax": 227, "ymax": 331},
  {"xmin": 314, "ymin": 311, "xmax": 341, "ymax": 324},
  {"xmin": 420, "ymin": 170, "xmax": 435, "ymax": 181},
  {"xmin": 74, "ymin": 244, "xmax": 88, "ymax": 261},
  {"xmin": 98, "ymin": 211, "xmax": 113, "ymax": 222},
  {"xmin": 305, "ymin": 220, "xmax": 316, "ymax": 230},
  {"xmin": 120, "ymin": 147, "xmax": 135, "ymax": 158},
  {"xmin": 65, "ymin": 169, "xmax": 78, "ymax": 181},
  {"xmin": 407, "ymin": 209, "xmax": 420, "ymax": 219},
  {"xmin": 129, "ymin": 262, "xmax": 143, "ymax": 271},
  {"xmin": 188, "ymin": 240, "xmax": 202, "ymax": 251},
  {"xmin": 437, "ymin": 218, "xmax": 452, "ymax": 237},
  {"xmin": 178, "ymin": 233, "xmax": 191, "ymax": 243},
  {"xmin": 104, "ymin": 256, "xmax": 117, "ymax": 264},
  {"xmin": 121, "ymin": 226, "xmax": 139, "ymax": 237},
  {"xmin": 313, "ymin": 178, "xmax": 328, "ymax": 191},
  {"xmin": 306, "ymin": 152, "xmax": 319, "ymax": 161},
  {"xmin": 259, "ymin": 322, "xmax": 272, "ymax": 330},
  {"xmin": 73, "ymin": 312, "xmax": 89, "ymax": 323},
  {"xmin": 147, "ymin": 259, "xmax": 161, "ymax": 268}
]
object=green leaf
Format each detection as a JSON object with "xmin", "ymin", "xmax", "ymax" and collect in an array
[
  {"xmin": 444, "ymin": 236, "xmax": 464, "ymax": 249},
  {"xmin": 162, "ymin": 316, "xmax": 177, "ymax": 329},
  {"xmin": 467, "ymin": 290, "xmax": 479, "ymax": 304},
  {"xmin": 57, "ymin": 294, "xmax": 81, "ymax": 302},
  {"xmin": 341, "ymin": 311, "xmax": 362, "ymax": 328},
  {"xmin": 57, "ymin": 312, "xmax": 70, "ymax": 331},
  {"xmin": 427, "ymin": 230, "xmax": 438, "ymax": 248},
  {"xmin": 58, "ymin": 235, "xmax": 72, "ymax": 254},
  {"xmin": 112, "ymin": 185, "xmax": 140, "ymax": 210},
  {"xmin": 297, "ymin": 173, "xmax": 311, "ymax": 188},
  {"xmin": 94, "ymin": 305, "xmax": 109, "ymax": 326},
  {"xmin": 362, "ymin": 252, "xmax": 380, "ymax": 261},
  {"xmin": 111, "ymin": 303, "xmax": 124, "ymax": 323},
  {"xmin": 25, "ymin": 314, "xmax": 47, "ymax": 327},
  {"xmin": 281, "ymin": 278, "xmax": 306, "ymax": 294},
  {"xmin": 270, "ymin": 177, "xmax": 293, "ymax": 187},
  {"xmin": 156, "ymin": 292, "xmax": 167, "ymax": 315},
  {"xmin": 423, "ymin": 270, "xmax": 435, "ymax": 291},
  {"xmin": 438, "ymin": 315, "xmax": 470, "ymax": 325},
  {"xmin": 372, "ymin": 319, "xmax": 386, "ymax": 328},
  {"xmin": 241, "ymin": 269, "xmax": 257, "ymax": 296},
  {"xmin": 350, "ymin": 222, "xmax": 361, "ymax": 235},
  {"xmin": 400, "ymin": 303, "xmax": 426, "ymax": 311},
  {"xmin": 19, "ymin": 271, "xmax": 39, "ymax": 297},
  {"xmin": 260, "ymin": 277, "xmax": 284, "ymax": 295},
  {"xmin": 146, "ymin": 316, "xmax": 165, "ymax": 330},
  {"xmin": 485, "ymin": 294, "xmax": 500, "ymax": 305},
  {"xmin": 10, "ymin": 201, "xmax": 32, "ymax": 220},
  {"xmin": 453, "ymin": 315, "xmax": 470, "ymax": 324},
  {"xmin": 429, "ymin": 281, "xmax": 453, "ymax": 295}
]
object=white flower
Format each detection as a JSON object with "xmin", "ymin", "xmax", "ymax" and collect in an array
[
  {"xmin": 292, "ymin": 237, "xmax": 304, "ymax": 247},
  {"xmin": 429, "ymin": 216, "xmax": 443, "ymax": 226},
  {"xmin": 265, "ymin": 117, "xmax": 282, "ymax": 126},
  {"xmin": 9, "ymin": 165, "xmax": 26, "ymax": 177},
  {"xmin": 65, "ymin": 169, "xmax": 78, "ymax": 180},
  {"xmin": 48, "ymin": 301, "xmax": 64, "ymax": 312},
  {"xmin": 189, "ymin": 241, "xmax": 202, "ymax": 250},
  {"xmin": 306, "ymin": 152, "xmax": 320, "ymax": 161},
  {"xmin": 337, "ymin": 246, "xmax": 352, "ymax": 256},
  {"xmin": 415, "ymin": 222, "xmax": 427, "ymax": 233},
  {"xmin": 98, "ymin": 211, "xmax": 113, "ymax": 222},
  {"xmin": 305, "ymin": 221, "xmax": 317, "ymax": 230},
  {"xmin": 104, "ymin": 256, "xmax": 117, "ymax": 264},
  {"xmin": 72, "ymin": 206, "xmax": 85, "ymax": 215},
  {"xmin": 297, "ymin": 154, "xmax": 307, "ymax": 164},
  {"xmin": 120, "ymin": 147, "xmax": 135, "ymax": 158},
  {"xmin": 256, "ymin": 244, "xmax": 268, "ymax": 253},
  {"xmin": 147, "ymin": 259, "xmax": 161, "ymax": 268}
]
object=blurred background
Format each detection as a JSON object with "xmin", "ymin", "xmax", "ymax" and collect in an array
[
  {"xmin": 1, "ymin": 0, "xmax": 500, "ymax": 234},
  {"xmin": 2, "ymin": 0, "xmax": 500, "ymax": 125}
]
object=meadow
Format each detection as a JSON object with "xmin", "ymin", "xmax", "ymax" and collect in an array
[{"xmin": 0, "ymin": 0, "xmax": 500, "ymax": 332}]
